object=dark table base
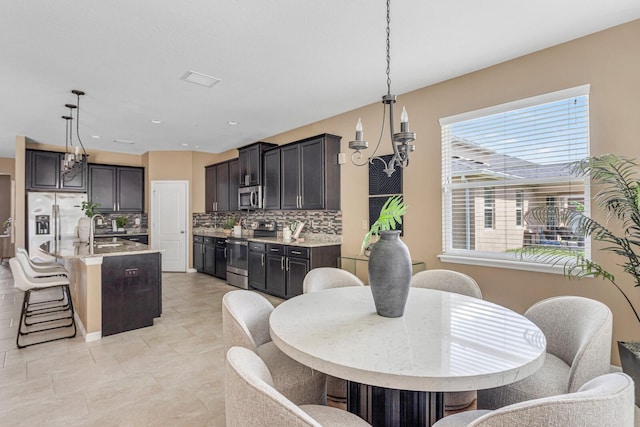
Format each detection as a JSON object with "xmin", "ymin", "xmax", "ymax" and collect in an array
[{"xmin": 347, "ymin": 381, "xmax": 444, "ymax": 427}]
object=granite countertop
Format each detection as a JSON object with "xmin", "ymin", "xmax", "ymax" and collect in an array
[
  {"xmin": 192, "ymin": 228, "xmax": 341, "ymax": 248},
  {"xmin": 95, "ymin": 229, "xmax": 148, "ymax": 237},
  {"xmin": 39, "ymin": 237, "xmax": 162, "ymax": 260}
]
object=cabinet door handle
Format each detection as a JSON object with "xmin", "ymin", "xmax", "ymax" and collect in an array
[
  {"xmin": 286, "ymin": 258, "xmax": 290, "ymax": 271},
  {"xmin": 270, "ymin": 248, "xmax": 279, "ymax": 252},
  {"xmin": 113, "ymin": 202, "xmax": 116, "ymax": 211},
  {"xmin": 261, "ymin": 254, "xmax": 264, "ymax": 266},
  {"xmin": 280, "ymin": 256, "xmax": 285, "ymax": 270},
  {"xmin": 291, "ymin": 250, "xmax": 302, "ymax": 255},
  {"xmin": 224, "ymin": 248, "xmax": 227, "ymax": 258}
]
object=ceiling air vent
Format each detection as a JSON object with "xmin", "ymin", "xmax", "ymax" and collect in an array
[{"xmin": 181, "ymin": 70, "xmax": 221, "ymax": 88}]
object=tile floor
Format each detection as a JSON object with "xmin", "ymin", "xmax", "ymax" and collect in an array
[{"xmin": 0, "ymin": 264, "xmax": 282, "ymax": 426}]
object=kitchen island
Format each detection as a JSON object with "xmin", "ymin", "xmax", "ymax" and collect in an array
[{"xmin": 40, "ymin": 237, "xmax": 163, "ymax": 341}]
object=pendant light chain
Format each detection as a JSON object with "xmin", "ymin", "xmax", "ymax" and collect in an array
[{"xmin": 386, "ymin": 0, "xmax": 392, "ymax": 96}]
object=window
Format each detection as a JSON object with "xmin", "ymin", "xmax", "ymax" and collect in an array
[
  {"xmin": 439, "ymin": 85, "xmax": 590, "ymax": 272},
  {"xmin": 484, "ymin": 188, "xmax": 494, "ymax": 229},
  {"xmin": 515, "ymin": 190, "xmax": 523, "ymax": 227}
]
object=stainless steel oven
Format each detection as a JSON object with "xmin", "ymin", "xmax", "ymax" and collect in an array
[
  {"xmin": 238, "ymin": 185, "xmax": 262, "ymax": 210},
  {"xmin": 226, "ymin": 221, "xmax": 277, "ymax": 289},
  {"xmin": 226, "ymin": 238, "xmax": 249, "ymax": 289}
]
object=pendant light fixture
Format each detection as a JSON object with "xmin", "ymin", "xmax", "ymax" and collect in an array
[
  {"xmin": 61, "ymin": 89, "xmax": 88, "ymax": 181},
  {"xmin": 348, "ymin": 0, "xmax": 416, "ymax": 177}
]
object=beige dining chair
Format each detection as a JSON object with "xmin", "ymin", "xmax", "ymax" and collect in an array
[
  {"xmin": 302, "ymin": 267, "xmax": 364, "ymax": 293},
  {"xmin": 477, "ymin": 295, "xmax": 613, "ymax": 410},
  {"xmin": 432, "ymin": 372, "xmax": 634, "ymax": 427},
  {"xmin": 222, "ymin": 290, "xmax": 326, "ymax": 405},
  {"xmin": 226, "ymin": 346, "xmax": 371, "ymax": 426},
  {"xmin": 303, "ymin": 267, "xmax": 364, "ymax": 405},
  {"xmin": 410, "ymin": 269, "xmax": 482, "ymax": 410}
]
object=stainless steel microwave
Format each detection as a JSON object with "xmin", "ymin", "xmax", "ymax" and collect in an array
[{"xmin": 238, "ymin": 185, "xmax": 262, "ymax": 210}]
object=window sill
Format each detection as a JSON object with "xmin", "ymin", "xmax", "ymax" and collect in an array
[{"xmin": 437, "ymin": 253, "xmax": 568, "ymax": 275}]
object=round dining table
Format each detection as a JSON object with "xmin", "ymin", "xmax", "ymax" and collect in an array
[{"xmin": 269, "ymin": 286, "xmax": 546, "ymax": 427}]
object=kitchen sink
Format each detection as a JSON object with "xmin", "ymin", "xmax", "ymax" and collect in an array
[{"xmin": 96, "ymin": 243, "xmax": 123, "ymax": 248}]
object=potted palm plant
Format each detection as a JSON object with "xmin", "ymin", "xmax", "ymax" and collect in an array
[{"xmin": 522, "ymin": 154, "xmax": 640, "ymax": 403}]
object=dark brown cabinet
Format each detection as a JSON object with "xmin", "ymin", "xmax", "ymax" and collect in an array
[
  {"xmin": 248, "ymin": 242, "xmax": 266, "ymax": 291},
  {"xmin": 238, "ymin": 142, "xmax": 277, "ymax": 187},
  {"xmin": 266, "ymin": 134, "xmax": 341, "ymax": 211},
  {"xmin": 205, "ymin": 158, "xmax": 238, "ymax": 212},
  {"xmin": 263, "ymin": 243, "xmax": 341, "ymax": 299},
  {"xmin": 263, "ymin": 149, "xmax": 281, "ymax": 210},
  {"xmin": 101, "ymin": 253, "xmax": 162, "ymax": 336},
  {"xmin": 228, "ymin": 159, "xmax": 239, "ymax": 211},
  {"xmin": 88, "ymin": 164, "xmax": 144, "ymax": 213},
  {"xmin": 26, "ymin": 149, "xmax": 87, "ymax": 192},
  {"xmin": 193, "ymin": 235, "xmax": 226, "ymax": 279},
  {"xmin": 193, "ymin": 236, "xmax": 205, "ymax": 271}
]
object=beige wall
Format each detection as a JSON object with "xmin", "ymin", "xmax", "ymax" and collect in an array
[
  {"xmin": 263, "ymin": 19, "xmax": 640, "ymax": 363},
  {"xmin": 10, "ymin": 20, "xmax": 640, "ymax": 361}
]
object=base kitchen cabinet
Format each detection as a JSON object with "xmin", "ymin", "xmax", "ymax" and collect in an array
[
  {"xmin": 193, "ymin": 235, "xmax": 226, "ymax": 279},
  {"xmin": 101, "ymin": 252, "xmax": 162, "ymax": 337},
  {"xmin": 248, "ymin": 242, "xmax": 266, "ymax": 291},
  {"xmin": 193, "ymin": 236, "xmax": 205, "ymax": 271},
  {"xmin": 263, "ymin": 243, "xmax": 341, "ymax": 299}
]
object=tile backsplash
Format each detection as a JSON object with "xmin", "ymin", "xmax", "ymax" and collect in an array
[
  {"xmin": 193, "ymin": 210, "xmax": 342, "ymax": 235},
  {"xmin": 94, "ymin": 213, "xmax": 148, "ymax": 233}
]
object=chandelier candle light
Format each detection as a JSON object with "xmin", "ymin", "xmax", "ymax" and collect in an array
[
  {"xmin": 349, "ymin": 0, "xmax": 416, "ymax": 177},
  {"xmin": 61, "ymin": 89, "xmax": 89, "ymax": 181}
]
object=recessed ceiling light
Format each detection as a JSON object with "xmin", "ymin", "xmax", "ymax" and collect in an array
[
  {"xmin": 180, "ymin": 143, "xmax": 189, "ymax": 147},
  {"xmin": 150, "ymin": 119, "xmax": 162, "ymax": 124},
  {"xmin": 194, "ymin": 145, "xmax": 200, "ymax": 149},
  {"xmin": 113, "ymin": 139, "xmax": 135, "ymax": 145},
  {"xmin": 181, "ymin": 70, "xmax": 221, "ymax": 88},
  {"xmin": 228, "ymin": 120, "xmax": 239, "ymax": 125},
  {"xmin": 91, "ymin": 135, "xmax": 101, "ymax": 139}
]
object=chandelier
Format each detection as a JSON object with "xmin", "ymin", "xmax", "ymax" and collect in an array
[
  {"xmin": 348, "ymin": 0, "xmax": 416, "ymax": 177},
  {"xmin": 61, "ymin": 89, "xmax": 89, "ymax": 181}
]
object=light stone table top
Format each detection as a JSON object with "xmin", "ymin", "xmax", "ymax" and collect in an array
[
  {"xmin": 39, "ymin": 237, "xmax": 162, "ymax": 260},
  {"xmin": 270, "ymin": 286, "xmax": 546, "ymax": 392}
]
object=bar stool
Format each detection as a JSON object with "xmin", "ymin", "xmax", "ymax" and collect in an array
[
  {"xmin": 16, "ymin": 248, "xmax": 68, "ymax": 276},
  {"xmin": 9, "ymin": 258, "xmax": 76, "ymax": 348}
]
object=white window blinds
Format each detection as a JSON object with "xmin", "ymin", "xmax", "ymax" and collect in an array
[{"xmin": 440, "ymin": 86, "xmax": 590, "ymax": 269}]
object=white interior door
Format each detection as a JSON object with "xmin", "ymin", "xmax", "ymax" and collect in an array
[{"xmin": 151, "ymin": 181, "xmax": 188, "ymax": 272}]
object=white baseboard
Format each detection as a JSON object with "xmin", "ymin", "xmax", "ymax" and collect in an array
[
  {"xmin": 74, "ymin": 313, "xmax": 102, "ymax": 342},
  {"xmin": 186, "ymin": 268, "xmax": 197, "ymax": 273}
]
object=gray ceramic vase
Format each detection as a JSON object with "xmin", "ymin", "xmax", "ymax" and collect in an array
[{"xmin": 368, "ymin": 230, "xmax": 412, "ymax": 318}]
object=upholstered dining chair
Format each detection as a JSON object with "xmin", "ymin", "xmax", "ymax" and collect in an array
[
  {"xmin": 222, "ymin": 290, "xmax": 326, "ymax": 405},
  {"xmin": 226, "ymin": 346, "xmax": 371, "ymax": 426},
  {"xmin": 303, "ymin": 267, "xmax": 364, "ymax": 405},
  {"xmin": 410, "ymin": 269, "xmax": 482, "ymax": 410},
  {"xmin": 302, "ymin": 267, "xmax": 364, "ymax": 293},
  {"xmin": 432, "ymin": 372, "xmax": 634, "ymax": 427},
  {"xmin": 477, "ymin": 295, "xmax": 613, "ymax": 410}
]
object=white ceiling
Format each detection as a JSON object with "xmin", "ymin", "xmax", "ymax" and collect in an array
[{"xmin": 2, "ymin": 0, "xmax": 639, "ymax": 159}]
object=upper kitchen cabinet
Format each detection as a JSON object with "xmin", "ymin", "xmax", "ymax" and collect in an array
[
  {"xmin": 26, "ymin": 149, "xmax": 87, "ymax": 192},
  {"xmin": 205, "ymin": 158, "xmax": 239, "ymax": 212},
  {"xmin": 262, "ymin": 148, "xmax": 281, "ymax": 210},
  {"xmin": 279, "ymin": 134, "xmax": 341, "ymax": 210},
  {"xmin": 88, "ymin": 164, "xmax": 144, "ymax": 212},
  {"xmin": 238, "ymin": 142, "xmax": 277, "ymax": 187}
]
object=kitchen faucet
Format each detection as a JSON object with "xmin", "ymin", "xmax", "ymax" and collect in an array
[{"xmin": 89, "ymin": 214, "xmax": 105, "ymax": 247}]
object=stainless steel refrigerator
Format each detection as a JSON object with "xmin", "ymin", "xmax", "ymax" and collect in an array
[{"xmin": 27, "ymin": 192, "xmax": 87, "ymax": 260}]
